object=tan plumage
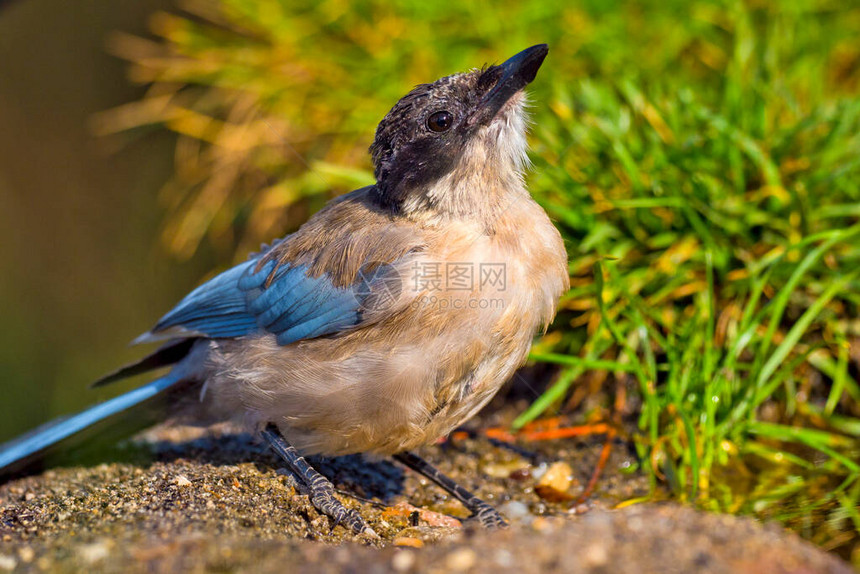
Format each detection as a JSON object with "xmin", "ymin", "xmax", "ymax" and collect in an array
[{"xmin": 199, "ymin": 89, "xmax": 569, "ymax": 456}]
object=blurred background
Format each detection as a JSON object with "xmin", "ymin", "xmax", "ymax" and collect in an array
[
  {"xmin": 1, "ymin": 0, "xmax": 858, "ymax": 563},
  {"xmin": 0, "ymin": 0, "xmax": 205, "ymax": 441}
]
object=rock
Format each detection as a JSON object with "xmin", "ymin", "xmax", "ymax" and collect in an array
[
  {"xmin": 534, "ymin": 461, "xmax": 577, "ymax": 501},
  {"xmin": 382, "ymin": 502, "xmax": 463, "ymax": 529},
  {"xmin": 0, "ymin": 422, "xmax": 852, "ymax": 573}
]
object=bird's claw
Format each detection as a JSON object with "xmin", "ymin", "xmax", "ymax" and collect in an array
[
  {"xmin": 473, "ymin": 501, "xmax": 508, "ymax": 529},
  {"xmin": 310, "ymin": 488, "xmax": 377, "ymax": 537}
]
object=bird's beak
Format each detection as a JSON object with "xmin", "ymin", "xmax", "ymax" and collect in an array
[{"xmin": 468, "ymin": 44, "xmax": 549, "ymax": 127}]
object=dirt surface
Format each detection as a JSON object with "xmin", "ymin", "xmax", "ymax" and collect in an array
[{"xmin": 0, "ymin": 410, "xmax": 853, "ymax": 573}]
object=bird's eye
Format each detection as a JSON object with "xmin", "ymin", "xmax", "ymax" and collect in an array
[{"xmin": 427, "ymin": 111, "xmax": 453, "ymax": 132}]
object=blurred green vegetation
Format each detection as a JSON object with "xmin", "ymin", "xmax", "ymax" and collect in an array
[{"xmin": 89, "ymin": 0, "xmax": 860, "ymax": 565}]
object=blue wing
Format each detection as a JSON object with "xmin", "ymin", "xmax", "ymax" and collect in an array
[{"xmin": 147, "ymin": 257, "xmax": 364, "ymax": 346}]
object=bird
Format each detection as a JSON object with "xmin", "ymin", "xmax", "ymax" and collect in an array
[{"xmin": 0, "ymin": 44, "xmax": 568, "ymax": 536}]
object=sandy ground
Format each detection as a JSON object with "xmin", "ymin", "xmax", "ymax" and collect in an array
[{"xmin": 0, "ymin": 409, "xmax": 853, "ymax": 573}]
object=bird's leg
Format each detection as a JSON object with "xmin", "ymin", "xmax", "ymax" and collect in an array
[
  {"xmin": 393, "ymin": 451, "xmax": 507, "ymax": 528},
  {"xmin": 261, "ymin": 424, "xmax": 377, "ymax": 538}
]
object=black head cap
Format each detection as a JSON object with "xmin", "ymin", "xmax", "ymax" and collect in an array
[{"xmin": 370, "ymin": 45, "xmax": 549, "ymax": 211}]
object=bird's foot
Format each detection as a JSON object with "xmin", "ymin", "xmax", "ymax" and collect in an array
[
  {"xmin": 393, "ymin": 451, "xmax": 508, "ymax": 529},
  {"xmin": 470, "ymin": 498, "xmax": 508, "ymax": 528},
  {"xmin": 261, "ymin": 424, "xmax": 378, "ymax": 539},
  {"xmin": 307, "ymin": 479, "xmax": 378, "ymax": 538}
]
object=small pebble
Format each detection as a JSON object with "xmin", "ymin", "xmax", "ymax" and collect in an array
[
  {"xmin": 18, "ymin": 547, "xmax": 34, "ymax": 563},
  {"xmin": 445, "ymin": 548, "xmax": 477, "ymax": 571},
  {"xmin": 0, "ymin": 555, "xmax": 17, "ymax": 571},
  {"xmin": 535, "ymin": 461, "xmax": 575, "ymax": 502},
  {"xmin": 531, "ymin": 462, "xmax": 548, "ymax": 481},
  {"xmin": 531, "ymin": 516, "xmax": 563, "ymax": 533},
  {"xmin": 391, "ymin": 550, "xmax": 416, "ymax": 572},
  {"xmin": 174, "ymin": 475, "xmax": 192, "ymax": 487},
  {"xmin": 480, "ymin": 460, "xmax": 529, "ymax": 479},
  {"xmin": 499, "ymin": 500, "xmax": 531, "ymax": 521},
  {"xmin": 509, "ymin": 467, "xmax": 532, "ymax": 481},
  {"xmin": 582, "ymin": 542, "xmax": 609, "ymax": 566},
  {"xmin": 494, "ymin": 549, "xmax": 513, "ymax": 567},
  {"xmin": 393, "ymin": 537, "xmax": 424, "ymax": 548},
  {"xmin": 77, "ymin": 541, "xmax": 110, "ymax": 564}
]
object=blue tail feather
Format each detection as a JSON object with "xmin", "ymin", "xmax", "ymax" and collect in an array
[{"xmin": 0, "ymin": 371, "xmax": 193, "ymax": 481}]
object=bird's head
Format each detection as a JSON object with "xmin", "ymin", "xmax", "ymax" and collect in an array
[{"xmin": 370, "ymin": 45, "xmax": 548, "ymax": 221}]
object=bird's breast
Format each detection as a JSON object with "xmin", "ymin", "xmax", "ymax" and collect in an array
[{"xmin": 203, "ymin": 197, "xmax": 568, "ymax": 456}]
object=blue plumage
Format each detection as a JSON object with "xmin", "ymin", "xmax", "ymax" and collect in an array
[{"xmin": 150, "ymin": 256, "xmax": 362, "ymax": 345}]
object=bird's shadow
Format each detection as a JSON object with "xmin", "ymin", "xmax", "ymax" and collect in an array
[{"xmin": 104, "ymin": 429, "xmax": 407, "ymax": 504}]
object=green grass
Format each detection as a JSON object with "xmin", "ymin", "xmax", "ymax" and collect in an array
[{"xmin": 99, "ymin": 0, "xmax": 860, "ymax": 564}]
